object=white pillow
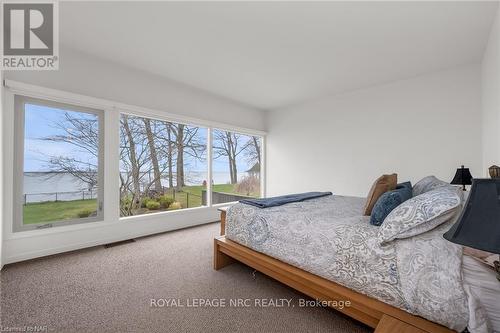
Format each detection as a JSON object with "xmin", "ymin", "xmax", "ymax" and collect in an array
[
  {"xmin": 412, "ymin": 175, "xmax": 451, "ymax": 196},
  {"xmin": 377, "ymin": 186, "xmax": 462, "ymax": 244}
]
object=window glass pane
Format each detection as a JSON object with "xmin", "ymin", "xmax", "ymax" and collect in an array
[
  {"xmin": 120, "ymin": 114, "xmax": 207, "ymax": 217},
  {"xmin": 212, "ymin": 130, "xmax": 261, "ymax": 204},
  {"xmin": 23, "ymin": 103, "xmax": 100, "ymax": 225}
]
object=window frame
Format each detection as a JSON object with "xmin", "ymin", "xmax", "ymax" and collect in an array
[
  {"xmin": 210, "ymin": 128, "xmax": 264, "ymax": 204},
  {"xmin": 6, "ymin": 80, "xmax": 266, "ymax": 235},
  {"xmin": 13, "ymin": 95, "xmax": 105, "ymax": 232},
  {"xmin": 117, "ymin": 111, "xmax": 266, "ymax": 217},
  {"xmin": 118, "ymin": 112, "xmax": 210, "ymax": 217}
]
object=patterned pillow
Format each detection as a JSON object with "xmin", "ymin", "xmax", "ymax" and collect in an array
[
  {"xmin": 412, "ymin": 176, "xmax": 450, "ymax": 197},
  {"xmin": 377, "ymin": 186, "xmax": 463, "ymax": 244},
  {"xmin": 370, "ymin": 186, "xmax": 412, "ymax": 226}
]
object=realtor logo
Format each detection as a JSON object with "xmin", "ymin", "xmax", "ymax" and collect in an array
[{"xmin": 1, "ymin": 1, "xmax": 59, "ymax": 70}]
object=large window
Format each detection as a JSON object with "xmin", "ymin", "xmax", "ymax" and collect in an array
[
  {"xmin": 212, "ymin": 129, "xmax": 262, "ymax": 204},
  {"xmin": 11, "ymin": 88, "xmax": 265, "ymax": 233},
  {"xmin": 119, "ymin": 114, "xmax": 207, "ymax": 217},
  {"xmin": 14, "ymin": 96, "xmax": 104, "ymax": 231}
]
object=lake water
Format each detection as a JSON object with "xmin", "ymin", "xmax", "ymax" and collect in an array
[
  {"xmin": 23, "ymin": 171, "xmax": 249, "ymax": 203},
  {"xmin": 24, "ymin": 173, "xmax": 95, "ymax": 203}
]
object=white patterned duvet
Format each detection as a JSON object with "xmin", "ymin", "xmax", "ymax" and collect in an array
[{"xmin": 225, "ymin": 195, "xmax": 484, "ymax": 332}]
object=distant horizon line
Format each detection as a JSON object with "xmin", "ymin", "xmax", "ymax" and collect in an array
[{"xmin": 23, "ymin": 170, "xmax": 255, "ymax": 174}]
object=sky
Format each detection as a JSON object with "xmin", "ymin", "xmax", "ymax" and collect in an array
[
  {"xmin": 24, "ymin": 104, "xmax": 97, "ymax": 172},
  {"xmin": 24, "ymin": 104, "xmax": 257, "ymax": 184}
]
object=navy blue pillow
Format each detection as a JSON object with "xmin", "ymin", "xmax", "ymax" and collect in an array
[
  {"xmin": 396, "ymin": 181, "xmax": 412, "ymax": 190},
  {"xmin": 370, "ymin": 186, "xmax": 412, "ymax": 226}
]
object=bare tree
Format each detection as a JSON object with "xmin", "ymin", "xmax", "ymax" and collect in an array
[
  {"xmin": 112, "ymin": 112, "xmax": 209, "ymax": 215},
  {"xmin": 244, "ymin": 136, "xmax": 261, "ymax": 166},
  {"xmin": 167, "ymin": 123, "xmax": 206, "ymax": 190},
  {"xmin": 121, "ymin": 115, "xmax": 141, "ymax": 210},
  {"xmin": 166, "ymin": 123, "xmax": 174, "ymax": 188},
  {"xmin": 143, "ymin": 118, "xmax": 162, "ymax": 193},
  {"xmin": 152, "ymin": 121, "xmax": 176, "ymax": 189},
  {"xmin": 175, "ymin": 124, "xmax": 185, "ymax": 190},
  {"xmin": 180, "ymin": 125, "xmax": 206, "ymax": 184},
  {"xmin": 213, "ymin": 131, "xmax": 246, "ymax": 184},
  {"xmin": 41, "ymin": 112, "xmax": 99, "ymax": 188}
]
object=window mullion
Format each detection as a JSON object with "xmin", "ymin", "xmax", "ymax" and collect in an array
[
  {"xmin": 207, "ymin": 127, "xmax": 213, "ymax": 207},
  {"xmin": 14, "ymin": 95, "xmax": 105, "ymax": 231},
  {"xmin": 261, "ymin": 136, "xmax": 266, "ymax": 198},
  {"xmin": 103, "ymin": 107, "xmax": 120, "ymax": 222}
]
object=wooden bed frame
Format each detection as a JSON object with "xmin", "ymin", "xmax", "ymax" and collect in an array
[{"xmin": 214, "ymin": 209, "xmax": 455, "ymax": 333}]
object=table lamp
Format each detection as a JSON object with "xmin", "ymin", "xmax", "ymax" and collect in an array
[
  {"xmin": 450, "ymin": 165, "xmax": 473, "ymax": 191},
  {"xmin": 444, "ymin": 179, "xmax": 500, "ymax": 280}
]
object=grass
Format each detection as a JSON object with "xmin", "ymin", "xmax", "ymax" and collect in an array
[
  {"xmin": 147, "ymin": 184, "xmax": 236, "ymax": 211},
  {"xmin": 23, "ymin": 183, "xmax": 260, "ymax": 224},
  {"xmin": 23, "ymin": 199, "xmax": 97, "ymax": 225},
  {"xmin": 165, "ymin": 183, "xmax": 254, "ymax": 209},
  {"xmin": 182, "ymin": 184, "xmax": 259, "ymax": 198}
]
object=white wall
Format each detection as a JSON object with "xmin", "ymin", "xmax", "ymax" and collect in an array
[
  {"xmin": 0, "ymin": 70, "xmax": 3, "ymax": 270},
  {"xmin": 2, "ymin": 47, "xmax": 265, "ymax": 264},
  {"xmin": 482, "ymin": 6, "xmax": 500, "ymax": 175},
  {"xmin": 266, "ymin": 64, "xmax": 482, "ymax": 197},
  {"xmin": 5, "ymin": 47, "xmax": 265, "ymax": 131}
]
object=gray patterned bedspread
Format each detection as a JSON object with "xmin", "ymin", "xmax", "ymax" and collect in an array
[{"xmin": 225, "ymin": 195, "xmax": 470, "ymax": 331}]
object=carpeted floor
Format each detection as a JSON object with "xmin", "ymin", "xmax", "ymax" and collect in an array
[{"xmin": 0, "ymin": 222, "xmax": 371, "ymax": 333}]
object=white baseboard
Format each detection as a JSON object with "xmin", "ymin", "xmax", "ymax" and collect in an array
[{"xmin": 3, "ymin": 207, "xmax": 220, "ymax": 264}]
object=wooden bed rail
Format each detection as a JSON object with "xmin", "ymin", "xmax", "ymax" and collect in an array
[{"xmin": 214, "ymin": 236, "xmax": 455, "ymax": 333}]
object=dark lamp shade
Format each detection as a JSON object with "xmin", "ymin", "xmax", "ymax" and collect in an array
[
  {"xmin": 450, "ymin": 165, "xmax": 473, "ymax": 186},
  {"xmin": 443, "ymin": 179, "xmax": 500, "ymax": 254}
]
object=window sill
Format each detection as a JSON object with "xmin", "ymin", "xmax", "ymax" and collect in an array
[
  {"xmin": 118, "ymin": 204, "xmax": 211, "ymax": 222},
  {"xmin": 212, "ymin": 201, "xmax": 238, "ymax": 208},
  {"xmin": 5, "ymin": 205, "xmax": 219, "ymax": 240}
]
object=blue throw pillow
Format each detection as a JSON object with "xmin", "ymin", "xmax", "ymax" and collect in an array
[
  {"xmin": 396, "ymin": 181, "xmax": 412, "ymax": 190},
  {"xmin": 370, "ymin": 186, "xmax": 412, "ymax": 226}
]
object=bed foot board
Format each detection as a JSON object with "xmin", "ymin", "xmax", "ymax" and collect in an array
[
  {"xmin": 375, "ymin": 314, "xmax": 427, "ymax": 333},
  {"xmin": 214, "ymin": 238, "xmax": 235, "ymax": 270},
  {"xmin": 213, "ymin": 236, "xmax": 454, "ymax": 333}
]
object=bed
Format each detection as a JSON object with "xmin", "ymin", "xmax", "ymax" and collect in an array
[{"xmin": 214, "ymin": 179, "xmax": 493, "ymax": 333}]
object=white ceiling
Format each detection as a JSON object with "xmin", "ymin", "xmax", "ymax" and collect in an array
[{"xmin": 60, "ymin": 1, "xmax": 498, "ymax": 110}]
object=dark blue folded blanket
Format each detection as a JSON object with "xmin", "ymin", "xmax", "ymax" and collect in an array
[{"xmin": 239, "ymin": 191, "xmax": 333, "ymax": 208}]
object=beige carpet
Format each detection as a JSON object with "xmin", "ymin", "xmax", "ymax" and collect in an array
[{"xmin": 1, "ymin": 222, "xmax": 371, "ymax": 333}]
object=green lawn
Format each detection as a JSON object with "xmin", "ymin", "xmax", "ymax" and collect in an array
[
  {"xmin": 23, "ymin": 199, "xmax": 97, "ymax": 225},
  {"xmin": 24, "ymin": 183, "xmax": 260, "ymax": 224},
  {"xmin": 161, "ymin": 184, "xmax": 239, "ymax": 209},
  {"xmin": 184, "ymin": 183, "xmax": 259, "ymax": 198}
]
